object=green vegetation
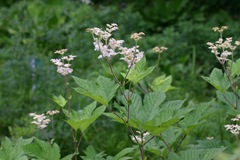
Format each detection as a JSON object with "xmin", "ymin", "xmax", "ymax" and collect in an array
[{"xmin": 1, "ymin": 0, "xmax": 240, "ymax": 159}]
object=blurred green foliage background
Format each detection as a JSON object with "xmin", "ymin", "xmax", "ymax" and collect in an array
[{"xmin": 1, "ymin": 0, "xmax": 240, "ymax": 158}]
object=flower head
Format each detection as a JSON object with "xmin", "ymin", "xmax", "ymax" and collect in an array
[
  {"xmin": 54, "ymin": 49, "xmax": 68, "ymax": 55},
  {"xmin": 212, "ymin": 26, "xmax": 228, "ymax": 33},
  {"xmin": 86, "ymin": 23, "xmax": 118, "ymax": 41},
  {"xmin": 235, "ymin": 41, "xmax": 240, "ymax": 46},
  {"xmin": 51, "ymin": 49, "xmax": 76, "ymax": 76},
  {"xmin": 206, "ymin": 137, "xmax": 214, "ymax": 140},
  {"xmin": 119, "ymin": 46, "xmax": 144, "ymax": 68},
  {"xmin": 87, "ymin": 23, "xmax": 145, "ymax": 67},
  {"xmin": 106, "ymin": 23, "xmax": 118, "ymax": 33},
  {"xmin": 207, "ymin": 27, "xmax": 240, "ymax": 64},
  {"xmin": 46, "ymin": 110, "xmax": 60, "ymax": 116},
  {"xmin": 152, "ymin": 46, "xmax": 168, "ymax": 53},
  {"xmin": 130, "ymin": 32, "xmax": 145, "ymax": 42},
  {"xmin": 29, "ymin": 113, "xmax": 50, "ymax": 129},
  {"xmin": 224, "ymin": 114, "xmax": 240, "ymax": 135}
]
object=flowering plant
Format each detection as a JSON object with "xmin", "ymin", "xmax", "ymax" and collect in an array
[
  {"xmin": 204, "ymin": 26, "xmax": 240, "ymax": 110},
  {"xmin": 68, "ymin": 23, "xmax": 220, "ymax": 159},
  {"xmin": 204, "ymin": 26, "xmax": 240, "ymax": 147},
  {"xmin": 24, "ymin": 24, "xmax": 225, "ymax": 160},
  {"xmin": 1, "ymin": 24, "xmax": 233, "ymax": 160}
]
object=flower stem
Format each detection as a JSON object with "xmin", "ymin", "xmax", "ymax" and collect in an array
[
  {"xmin": 63, "ymin": 75, "xmax": 80, "ymax": 160},
  {"xmin": 175, "ymin": 134, "xmax": 187, "ymax": 152},
  {"xmin": 222, "ymin": 64, "xmax": 239, "ymax": 109}
]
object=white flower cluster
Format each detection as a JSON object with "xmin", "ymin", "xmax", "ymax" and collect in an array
[
  {"xmin": 207, "ymin": 26, "xmax": 240, "ymax": 64},
  {"xmin": 130, "ymin": 32, "xmax": 145, "ymax": 42},
  {"xmin": 50, "ymin": 49, "xmax": 76, "ymax": 76},
  {"xmin": 225, "ymin": 114, "xmax": 240, "ymax": 135},
  {"xmin": 119, "ymin": 46, "xmax": 144, "ymax": 68},
  {"xmin": 131, "ymin": 131, "xmax": 150, "ymax": 144},
  {"xmin": 86, "ymin": 23, "xmax": 144, "ymax": 68},
  {"xmin": 152, "ymin": 46, "xmax": 168, "ymax": 53},
  {"xmin": 231, "ymin": 114, "xmax": 240, "ymax": 121},
  {"xmin": 46, "ymin": 110, "xmax": 60, "ymax": 116},
  {"xmin": 29, "ymin": 113, "xmax": 50, "ymax": 129},
  {"xmin": 212, "ymin": 26, "xmax": 228, "ymax": 33},
  {"xmin": 206, "ymin": 136, "xmax": 214, "ymax": 140}
]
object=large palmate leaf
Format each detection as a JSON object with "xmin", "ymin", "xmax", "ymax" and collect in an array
[
  {"xmin": 122, "ymin": 57, "xmax": 155, "ymax": 84},
  {"xmin": 145, "ymin": 126, "xmax": 183, "ymax": 156},
  {"xmin": 105, "ymin": 91, "xmax": 191, "ymax": 136},
  {"xmin": 179, "ymin": 100, "xmax": 217, "ymax": 134},
  {"xmin": 144, "ymin": 118, "xmax": 181, "ymax": 136},
  {"xmin": 141, "ymin": 91, "xmax": 167, "ymax": 122},
  {"xmin": 117, "ymin": 90, "xmax": 166, "ymax": 124},
  {"xmin": 80, "ymin": 146, "xmax": 134, "ymax": 160},
  {"xmin": 66, "ymin": 101, "xmax": 106, "ymax": 132},
  {"xmin": 217, "ymin": 91, "xmax": 240, "ymax": 108},
  {"xmin": 23, "ymin": 137, "xmax": 74, "ymax": 160},
  {"xmin": 192, "ymin": 139, "xmax": 227, "ymax": 149},
  {"xmin": 150, "ymin": 75, "xmax": 176, "ymax": 92},
  {"xmin": 103, "ymin": 112, "xmax": 140, "ymax": 129},
  {"xmin": 168, "ymin": 139, "xmax": 226, "ymax": 160},
  {"xmin": 168, "ymin": 148, "xmax": 225, "ymax": 160},
  {"xmin": 73, "ymin": 75, "xmax": 119, "ymax": 106},
  {"xmin": 216, "ymin": 90, "xmax": 240, "ymax": 115},
  {"xmin": 228, "ymin": 59, "xmax": 240, "ymax": 77},
  {"xmin": 104, "ymin": 91, "xmax": 165, "ymax": 129},
  {"xmin": 142, "ymin": 100, "xmax": 193, "ymax": 135},
  {"xmin": 80, "ymin": 146, "xmax": 105, "ymax": 160},
  {"xmin": 202, "ymin": 68, "xmax": 230, "ymax": 92},
  {"xmin": 0, "ymin": 137, "xmax": 33, "ymax": 160}
]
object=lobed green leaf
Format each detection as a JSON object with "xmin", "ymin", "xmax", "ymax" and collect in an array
[
  {"xmin": 52, "ymin": 94, "xmax": 67, "ymax": 108},
  {"xmin": 122, "ymin": 57, "xmax": 155, "ymax": 84},
  {"xmin": 228, "ymin": 59, "xmax": 240, "ymax": 77},
  {"xmin": 150, "ymin": 75, "xmax": 176, "ymax": 92},
  {"xmin": 23, "ymin": 138, "xmax": 61, "ymax": 160},
  {"xmin": 201, "ymin": 68, "xmax": 230, "ymax": 92},
  {"xmin": 0, "ymin": 137, "xmax": 32, "ymax": 160},
  {"xmin": 73, "ymin": 76, "xmax": 119, "ymax": 106},
  {"xmin": 66, "ymin": 102, "xmax": 106, "ymax": 132}
]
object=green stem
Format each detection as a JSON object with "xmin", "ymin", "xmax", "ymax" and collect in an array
[
  {"xmin": 64, "ymin": 76, "xmax": 71, "ymax": 116},
  {"xmin": 41, "ymin": 129, "xmax": 50, "ymax": 143},
  {"xmin": 223, "ymin": 94, "xmax": 236, "ymax": 108},
  {"xmin": 156, "ymin": 53, "xmax": 161, "ymax": 68},
  {"xmin": 63, "ymin": 76, "xmax": 79, "ymax": 160},
  {"xmin": 51, "ymin": 116, "xmax": 54, "ymax": 137},
  {"xmin": 107, "ymin": 61, "xmax": 122, "ymax": 86},
  {"xmin": 143, "ymin": 136, "xmax": 155, "ymax": 146},
  {"xmin": 175, "ymin": 134, "xmax": 187, "ymax": 152},
  {"xmin": 139, "ymin": 145, "xmax": 145, "ymax": 160},
  {"xmin": 160, "ymin": 134, "xmax": 171, "ymax": 152},
  {"xmin": 126, "ymin": 82, "xmax": 132, "ymax": 122},
  {"xmin": 128, "ymin": 127, "xmax": 144, "ymax": 160},
  {"xmin": 222, "ymin": 64, "xmax": 239, "ymax": 109}
]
